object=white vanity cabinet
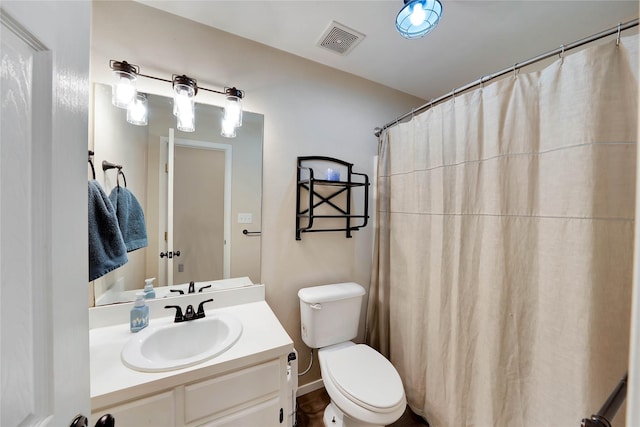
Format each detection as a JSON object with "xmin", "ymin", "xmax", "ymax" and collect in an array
[
  {"xmin": 89, "ymin": 288, "xmax": 295, "ymax": 427},
  {"xmin": 91, "ymin": 356, "xmax": 288, "ymax": 427}
]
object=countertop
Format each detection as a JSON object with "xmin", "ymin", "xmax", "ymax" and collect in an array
[{"xmin": 90, "ymin": 299, "xmax": 293, "ymax": 411}]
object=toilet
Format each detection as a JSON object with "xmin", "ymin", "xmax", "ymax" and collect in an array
[{"xmin": 298, "ymin": 282, "xmax": 406, "ymax": 427}]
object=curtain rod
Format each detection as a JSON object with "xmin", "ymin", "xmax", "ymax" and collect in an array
[{"xmin": 374, "ymin": 18, "xmax": 639, "ymax": 137}]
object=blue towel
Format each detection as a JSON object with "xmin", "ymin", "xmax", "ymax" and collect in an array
[
  {"xmin": 88, "ymin": 180, "xmax": 128, "ymax": 281},
  {"xmin": 109, "ymin": 185, "xmax": 148, "ymax": 252}
]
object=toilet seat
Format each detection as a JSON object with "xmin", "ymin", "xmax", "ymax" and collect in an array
[{"xmin": 324, "ymin": 344, "xmax": 405, "ymax": 413}]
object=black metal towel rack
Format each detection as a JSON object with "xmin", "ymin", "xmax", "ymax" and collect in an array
[{"xmin": 102, "ymin": 160, "xmax": 127, "ymax": 188}]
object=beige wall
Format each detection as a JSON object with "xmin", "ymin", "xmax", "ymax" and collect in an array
[{"xmin": 91, "ymin": 0, "xmax": 424, "ymax": 386}]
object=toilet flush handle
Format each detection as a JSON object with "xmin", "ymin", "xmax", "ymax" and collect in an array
[{"xmin": 310, "ymin": 303, "xmax": 322, "ymax": 310}]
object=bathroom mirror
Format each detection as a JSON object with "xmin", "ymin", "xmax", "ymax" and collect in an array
[{"xmin": 91, "ymin": 83, "xmax": 263, "ymax": 306}]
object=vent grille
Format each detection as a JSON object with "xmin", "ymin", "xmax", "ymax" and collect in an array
[{"xmin": 317, "ymin": 21, "xmax": 365, "ymax": 56}]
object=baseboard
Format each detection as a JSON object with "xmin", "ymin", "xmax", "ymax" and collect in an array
[{"xmin": 297, "ymin": 378, "xmax": 324, "ymax": 396}]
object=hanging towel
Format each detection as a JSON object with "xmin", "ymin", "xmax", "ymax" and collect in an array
[
  {"xmin": 109, "ymin": 185, "xmax": 148, "ymax": 252},
  {"xmin": 88, "ymin": 180, "xmax": 128, "ymax": 281}
]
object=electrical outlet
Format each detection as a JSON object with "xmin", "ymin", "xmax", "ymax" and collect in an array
[{"xmin": 238, "ymin": 213, "xmax": 252, "ymax": 224}]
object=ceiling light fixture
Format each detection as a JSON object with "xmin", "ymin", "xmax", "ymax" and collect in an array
[
  {"xmin": 108, "ymin": 60, "xmax": 245, "ymax": 137},
  {"xmin": 396, "ymin": 0, "xmax": 443, "ymax": 39}
]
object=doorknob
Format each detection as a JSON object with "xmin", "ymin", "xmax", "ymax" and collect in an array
[
  {"xmin": 94, "ymin": 414, "xmax": 115, "ymax": 427},
  {"xmin": 70, "ymin": 414, "xmax": 115, "ymax": 427},
  {"xmin": 160, "ymin": 250, "xmax": 181, "ymax": 259},
  {"xmin": 70, "ymin": 415, "xmax": 88, "ymax": 427}
]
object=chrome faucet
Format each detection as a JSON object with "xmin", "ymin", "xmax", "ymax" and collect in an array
[{"xmin": 165, "ymin": 298, "xmax": 214, "ymax": 323}]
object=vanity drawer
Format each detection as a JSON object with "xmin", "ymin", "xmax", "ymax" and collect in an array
[
  {"xmin": 184, "ymin": 359, "xmax": 281, "ymax": 424},
  {"xmin": 92, "ymin": 390, "xmax": 176, "ymax": 426}
]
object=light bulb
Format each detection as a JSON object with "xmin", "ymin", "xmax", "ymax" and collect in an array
[
  {"xmin": 221, "ymin": 117, "xmax": 236, "ymax": 138},
  {"xmin": 410, "ymin": 2, "xmax": 426, "ymax": 26},
  {"xmin": 223, "ymin": 96, "xmax": 242, "ymax": 128},
  {"xmin": 172, "ymin": 82, "xmax": 196, "ymax": 132},
  {"xmin": 127, "ymin": 93, "xmax": 147, "ymax": 126},
  {"xmin": 112, "ymin": 74, "xmax": 136, "ymax": 108},
  {"xmin": 110, "ymin": 61, "xmax": 137, "ymax": 109}
]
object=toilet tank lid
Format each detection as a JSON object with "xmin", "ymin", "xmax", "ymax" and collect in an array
[{"xmin": 298, "ymin": 282, "xmax": 365, "ymax": 304}]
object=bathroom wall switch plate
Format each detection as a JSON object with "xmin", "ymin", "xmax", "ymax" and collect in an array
[{"xmin": 238, "ymin": 213, "xmax": 252, "ymax": 224}]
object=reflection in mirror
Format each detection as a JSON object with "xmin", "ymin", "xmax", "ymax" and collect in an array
[{"xmin": 91, "ymin": 83, "xmax": 263, "ymax": 306}]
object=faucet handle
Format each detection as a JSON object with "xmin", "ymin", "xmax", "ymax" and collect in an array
[
  {"xmin": 165, "ymin": 305, "xmax": 184, "ymax": 322},
  {"xmin": 198, "ymin": 284, "xmax": 212, "ymax": 292},
  {"xmin": 196, "ymin": 298, "xmax": 214, "ymax": 319},
  {"xmin": 188, "ymin": 281, "xmax": 195, "ymax": 293},
  {"xmin": 170, "ymin": 289, "xmax": 185, "ymax": 295}
]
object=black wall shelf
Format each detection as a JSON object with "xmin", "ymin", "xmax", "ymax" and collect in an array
[{"xmin": 296, "ymin": 156, "xmax": 369, "ymax": 240}]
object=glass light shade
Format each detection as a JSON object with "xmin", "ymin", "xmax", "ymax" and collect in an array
[
  {"xmin": 223, "ymin": 96, "xmax": 243, "ymax": 128},
  {"xmin": 173, "ymin": 82, "xmax": 196, "ymax": 132},
  {"xmin": 396, "ymin": 0, "xmax": 443, "ymax": 39},
  {"xmin": 176, "ymin": 100, "xmax": 195, "ymax": 132},
  {"xmin": 111, "ymin": 70, "xmax": 137, "ymax": 109},
  {"xmin": 126, "ymin": 93, "xmax": 148, "ymax": 126},
  {"xmin": 221, "ymin": 116, "xmax": 237, "ymax": 138}
]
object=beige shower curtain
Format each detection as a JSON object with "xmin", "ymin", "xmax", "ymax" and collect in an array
[{"xmin": 366, "ymin": 35, "xmax": 638, "ymax": 426}]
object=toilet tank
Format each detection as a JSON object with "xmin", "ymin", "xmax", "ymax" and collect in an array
[{"xmin": 298, "ymin": 282, "xmax": 365, "ymax": 348}]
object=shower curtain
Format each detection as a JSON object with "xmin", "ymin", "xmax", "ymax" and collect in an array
[{"xmin": 366, "ymin": 35, "xmax": 638, "ymax": 426}]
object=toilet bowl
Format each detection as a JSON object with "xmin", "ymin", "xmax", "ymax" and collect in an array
[
  {"xmin": 298, "ymin": 282, "xmax": 406, "ymax": 427},
  {"xmin": 318, "ymin": 342, "xmax": 406, "ymax": 427}
]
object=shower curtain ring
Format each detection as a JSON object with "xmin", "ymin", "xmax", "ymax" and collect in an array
[
  {"xmin": 512, "ymin": 64, "xmax": 519, "ymax": 79},
  {"xmin": 616, "ymin": 23, "xmax": 621, "ymax": 46},
  {"xmin": 559, "ymin": 44, "xmax": 565, "ymax": 59}
]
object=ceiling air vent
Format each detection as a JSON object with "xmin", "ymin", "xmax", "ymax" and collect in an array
[{"xmin": 317, "ymin": 21, "xmax": 365, "ymax": 56}]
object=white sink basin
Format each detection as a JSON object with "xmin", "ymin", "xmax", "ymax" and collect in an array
[{"xmin": 121, "ymin": 313, "xmax": 242, "ymax": 372}]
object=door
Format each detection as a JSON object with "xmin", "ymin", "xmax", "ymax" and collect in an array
[
  {"xmin": 159, "ymin": 135, "xmax": 232, "ymax": 286},
  {"xmin": 173, "ymin": 144, "xmax": 226, "ymax": 283},
  {"xmin": 1, "ymin": 2, "xmax": 91, "ymax": 426}
]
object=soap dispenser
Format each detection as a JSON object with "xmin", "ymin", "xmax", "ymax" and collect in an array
[
  {"xmin": 143, "ymin": 277, "xmax": 156, "ymax": 299},
  {"xmin": 130, "ymin": 292, "xmax": 149, "ymax": 333}
]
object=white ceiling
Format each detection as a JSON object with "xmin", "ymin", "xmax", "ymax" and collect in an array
[{"xmin": 137, "ymin": 1, "xmax": 638, "ymax": 101}]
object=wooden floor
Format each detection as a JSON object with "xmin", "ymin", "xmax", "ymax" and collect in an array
[{"xmin": 296, "ymin": 388, "xmax": 430, "ymax": 427}]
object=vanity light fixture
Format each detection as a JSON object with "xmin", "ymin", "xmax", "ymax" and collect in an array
[
  {"xmin": 108, "ymin": 60, "xmax": 245, "ymax": 137},
  {"xmin": 126, "ymin": 93, "xmax": 148, "ymax": 126},
  {"xmin": 395, "ymin": 0, "xmax": 443, "ymax": 39},
  {"xmin": 110, "ymin": 60, "xmax": 138, "ymax": 108},
  {"xmin": 172, "ymin": 75, "xmax": 197, "ymax": 133},
  {"xmin": 221, "ymin": 87, "xmax": 244, "ymax": 137},
  {"xmin": 223, "ymin": 87, "xmax": 244, "ymax": 128},
  {"xmin": 221, "ymin": 115, "xmax": 237, "ymax": 138}
]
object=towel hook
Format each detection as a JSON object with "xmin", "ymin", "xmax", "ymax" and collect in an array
[
  {"xmin": 88, "ymin": 150, "xmax": 96, "ymax": 180},
  {"xmin": 117, "ymin": 170, "xmax": 127, "ymax": 188},
  {"xmin": 102, "ymin": 160, "xmax": 127, "ymax": 188}
]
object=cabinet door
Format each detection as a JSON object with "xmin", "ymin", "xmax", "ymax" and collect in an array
[
  {"xmin": 91, "ymin": 390, "xmax": 176, "ymax": 427},
  {"xmin": 198, "ymin": 397, "xmax": 281, "ymax": 427},
  {"xmin": 184, "ymin": 359, "xmax": 280, "ymax": 424}
]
